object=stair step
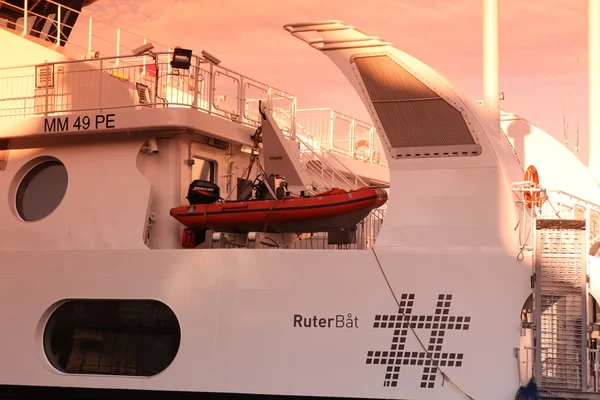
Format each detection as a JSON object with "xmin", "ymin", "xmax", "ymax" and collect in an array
[{"xmin": 538, "ymin": 388, "xmax": 600, "ymax": 399}]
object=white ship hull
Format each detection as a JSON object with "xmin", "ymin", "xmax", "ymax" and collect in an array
[
  {"xmin": 2, "ymin": 246, "xmax": 527, "ymax": 400},
  {"xmin": 4, "ymin": 2, "xmax": 600, "ymax": 400}
]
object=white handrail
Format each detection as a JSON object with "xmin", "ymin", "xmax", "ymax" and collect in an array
[
  {"xmin": 0, "ymin": 9, "xmax": 388, "ymax": 171},
  {"xmin": 0, "ymin": 0, "xmax": 170, "ymax": 59}
]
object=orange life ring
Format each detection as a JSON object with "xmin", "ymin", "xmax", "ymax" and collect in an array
[
  {"xmin": 354, "ymin": 140, "xmax": 370, "ymax": 162},
  {"xmin": 523, "ymin": 165, "xmax": 542, "ymax": 209},
  {"xmin": 353, "ymin": 140, "xmax": 383, "ymax": 164}
]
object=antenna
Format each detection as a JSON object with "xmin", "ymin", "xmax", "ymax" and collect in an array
[{"xmin": 562, "ymin": 79, "xmax": 568, "ymax": 148}]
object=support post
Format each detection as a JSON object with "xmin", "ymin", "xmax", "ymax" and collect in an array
[
  {"xmin": 483, "ymin": 0, "xmax": 500, "ymax": 138},
  {"xmin": 23, "ymin": 0, "xmax": 28, "ymax": 35},
  {"xmin": 589, "ymin": 0, "xmax": 600, "ymax": 180}
]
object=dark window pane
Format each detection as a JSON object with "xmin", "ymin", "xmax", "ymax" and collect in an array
[
  {"xmin": 16, "ymin": 160, "xmax": 68, "ymax": 221},
  {"xmin": 44, "ymin": 300, "xmax": 180, "ymax": 376}
]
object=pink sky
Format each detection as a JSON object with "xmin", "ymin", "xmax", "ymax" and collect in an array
[{"xmin": 86, "ymin": 0, "xmax": 591, "ymax": 162}]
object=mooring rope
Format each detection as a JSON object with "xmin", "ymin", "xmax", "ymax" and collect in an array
[{"xmin": 371, "ymin": 249, "xmax": 475, "ymax": 400}]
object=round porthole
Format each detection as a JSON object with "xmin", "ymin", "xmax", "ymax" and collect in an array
[{"xmin": 15, "ymin": 159, "xmax": 68, "ymax": 221}]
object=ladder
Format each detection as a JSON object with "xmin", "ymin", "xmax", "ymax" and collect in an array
[{"xmin": 534, "ymin": 219, "xmax": 589, "ymax": 392}]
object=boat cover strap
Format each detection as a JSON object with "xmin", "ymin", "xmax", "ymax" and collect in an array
[
  {"xmin": 262, "ymin": 201, "xmax": 278, "ymax": 233},
  {"xmin": 204, "ymin": 204, "xmax": 212, "ymax": 231}
]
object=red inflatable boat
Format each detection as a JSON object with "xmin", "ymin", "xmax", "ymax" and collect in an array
[{"xmin": 170, "ymin": 184, "xmax": 388, "ymax": 234}]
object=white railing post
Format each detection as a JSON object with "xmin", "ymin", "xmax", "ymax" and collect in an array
[
  {"xmin": 23, "ymin": 0, "xmax": 28, "ymax": 35},
  {"xmin": 207, "ymin": 63, "xmax": 214, "ymax": 114},
  {"xmin": 350, "ymin": 118, "xmax": 356, "ymax": 157},
  {"xmin": 44, "ymin": 62, "xmax": 49, "ymax": 116},
  {"xmin": 153, "ymin": 57, "xmax": 159, "ymax": 106},
  {"xmin": 329, "ymin": 109, "xmax": 335, "ymax": 150},
  {"xmin": 266, "ymin": 86, "xmax": 273, "ymax": 115},
  {"xmin": 88, "ymin": 17, "xmax": 92, "ymax": 55},
  {"xmin": 238, "ymin": 77, "xmax": 244, "ymax": 122},
  {"xmin": 98, "ymin": 58, "xmax": 103, "ymax": 111},
  {"xmin": 192, "ymin": 57, "xmax": 199, "ymax": 108},
  {"xmin": 291, "ymin": 96, "xmax": 297, "ymax": 136},
  {"xmin": 56, "ymin": 5, "xmax": 61, "ymax": 44},
  {"xmin": 595, "ymin": 348, "xmax": 600, "ymax": 391},
  {"xmin": 143, "ymin": 38, "xmax": 147, "ymax": 76},
  {"xmin": 369, "ymin": 126, "xmax": 375, "ymax": 164},
  {"xmin": 116, "ymin": 28, "xmax": 121, "ymax": 66}
]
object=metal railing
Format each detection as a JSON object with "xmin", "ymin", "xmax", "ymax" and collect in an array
[
  {"xmin": 272, "ymin": 207, "xmax": 386, "ymax": 250},
  {"xmin": 0, "ymin": 0, "xmax": 171, "ymax": 60},
  {"xmin": 0, "ymin": 52, "xmax": 297, "ymax": 135},
  {"xmin": 590, "ymin": 348, "xmax": 600, "ymax": 392},
  {"xmin": 297, "ymin": 136, "xmax": 366, "ymax": 191},
  {"xmin": 521, "ymin": 346, "xmax": 535, "ymax": 386},
  {"xmin": 522, "ymin": 342, "xmax": 600, "ymax": 393},
  {"xmin": 213, "ymin": 207, "xmax": 387, "ymax": 251},
  {"xmin": 296, "ymin": 108, "xmax": 388, "ymax": 167},
  {"xmin": 511, "ymin": 183, "xmax": 600, "ymax": 255},
  {"xmin": 271, "ymin": 109, "xmax": 368, "ymax": 191},
  {"xmin": 0, "ymin": 0, "xmax": 390, "ymax": 171}
]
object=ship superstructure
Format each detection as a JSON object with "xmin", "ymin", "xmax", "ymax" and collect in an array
[{"xmin": 0, "ymin": 0, "xmax": 389, "ymax": 252}]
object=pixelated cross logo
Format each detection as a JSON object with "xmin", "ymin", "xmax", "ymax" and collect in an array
[{"xmin": 366, "ymin": 293, "xmax": 471, "ymax": 389}]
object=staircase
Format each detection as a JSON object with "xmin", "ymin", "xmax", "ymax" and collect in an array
[
  {"xmin": 534, "ymin": 219, "xmax": 588, "ymax": 394},
  {"xmin": 297, "ymin": 138, "xmax": 366, "ymax": 191},
  {"xmin": 271, "ymin": 111, "xmax": 370, "ymax": 192}
]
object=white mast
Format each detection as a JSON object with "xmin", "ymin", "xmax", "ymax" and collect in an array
[
  {"xmin": 483, "ymin": 0, "xmax": 500, "ymax": 138},
  {"xmin": 590, "ymin": 0, "xmax": 600, "ymax": 180}
]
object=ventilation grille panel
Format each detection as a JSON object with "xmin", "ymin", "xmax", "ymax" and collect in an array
[{"xmin": 352, "ymin": 55, "xmax": 481, "ymax": 159}]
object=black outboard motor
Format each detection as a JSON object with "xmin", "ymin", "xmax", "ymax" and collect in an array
[{"xmin": 187, "ymin": 180, "xmax": 220, "ymax": 205}]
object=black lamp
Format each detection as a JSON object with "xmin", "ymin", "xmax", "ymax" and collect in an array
[{"xmin": 171, "ymin": 47, "xmax": 192, "ymax": 69}]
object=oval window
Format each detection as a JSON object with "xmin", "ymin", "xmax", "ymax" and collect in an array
[
  {"xmin": 43, "ymin": 300, "xmax": 181, "ymax": 376},
  {"xmin": 16, "ymin": 160, "xmax": 68, "ymax": 221}
]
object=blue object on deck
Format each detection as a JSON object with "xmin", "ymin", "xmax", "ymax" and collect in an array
[{"xmin": 515, "ymin": 378, "xmax": 539, "ymax": 400}]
